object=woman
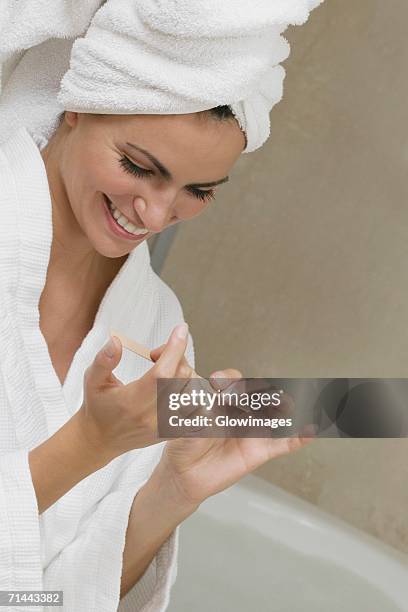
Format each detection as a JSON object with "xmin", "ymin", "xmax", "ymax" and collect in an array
[{"xmin": 0, "ymin": 1, "xmax": 322, "ymax": 610}]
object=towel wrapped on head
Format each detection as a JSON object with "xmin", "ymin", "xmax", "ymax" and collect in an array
[
  {"xmin": 0, "ymin": 0, "xmax": 323, "ymax": 152},
  {"xmin": 59, "ymin": 0, "xmax": 323, "ymax": 152}
]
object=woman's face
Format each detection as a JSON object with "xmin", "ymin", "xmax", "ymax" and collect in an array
[{"xmin": 52, "ymin": 111, "xmax": 245, "ymax": 258}]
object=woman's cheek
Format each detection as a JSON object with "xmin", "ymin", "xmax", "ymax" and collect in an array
[
  {"xmin": 91, "ymin": 162, "xmax": 132, "ymax": 196},
  {"xmin": 177, "ymin": 196, "xmax": 210, "ymax": 221}
]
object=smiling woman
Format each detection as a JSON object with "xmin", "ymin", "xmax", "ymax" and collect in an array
[
  {"xmin": 40, "ymin": 111, "xmax": 244, "ymax": 260},
  {"xmin": 0, "ymin": 1, "xmax": 323, "ymax": 611},
  {"xmin": 37, "ymin": 106, "xmax": 244, "ymax": 395}
]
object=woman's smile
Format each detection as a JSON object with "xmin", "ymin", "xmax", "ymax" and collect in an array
[
  {"xmin": 101, "ymin": 193, "xmax": 151, "ymax": 241},
  {"xmin": 40, "ymin": 112, "xmax": 243, "ymax": 259}
]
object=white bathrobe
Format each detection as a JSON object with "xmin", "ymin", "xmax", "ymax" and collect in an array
[{"xmin": 0, "ymin": 126, "xmax": 195, "ymax": 612}]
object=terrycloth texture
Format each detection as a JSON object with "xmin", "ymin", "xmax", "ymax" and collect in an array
[
  {"xmin": 0, "ymin": 0, "xmax": 105, "ymax": 148},
  {"xmin": 0, "ymin": 39, "xmax": 73, "ymax": 149},
  {"xmin": 0, "ymin": 0, "xmax": 323, "ymax": 152},
  {"xmin": 59, "ymin": 0, "xmax": 324, "ymax": 152},
  {"xmin": 0, "ymin": 0, "xmax": 104, "ymax": 100},
  {"xmin": 0, "ymin": 0, "xmax": 104, "ymax": 61},
  {"xmin": 0, "ymin": 38, "xmax": 77, "ymax": 149},
  {"xmin": 0, "ymin": 126, "xmax": 195, "ymax": 611}
]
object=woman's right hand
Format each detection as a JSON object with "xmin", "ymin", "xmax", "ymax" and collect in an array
[{"xmin": 77, "ymin": 322, "xmax": 192, "ymax": 462}]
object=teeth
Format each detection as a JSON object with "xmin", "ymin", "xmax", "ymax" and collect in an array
[
  {"xmin": 124, "ymin": 221, "xmax": 137, "ymax": 232},
  {"xmin": 105, "ymin": 196, "xmax": 148, "ymax": 236},
  {"xmin": 116, "ymin": 215, "xmax": 128, "ymax": 226}
]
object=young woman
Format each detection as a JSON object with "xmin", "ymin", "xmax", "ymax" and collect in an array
[{"xmin": 0, "ymin": 1, "xmax": 322, "ymax": 610}]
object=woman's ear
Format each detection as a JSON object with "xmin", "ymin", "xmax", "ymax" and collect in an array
[{"xmin": 64, "ymin": 111, "xmax": 78, "ymax": 128}]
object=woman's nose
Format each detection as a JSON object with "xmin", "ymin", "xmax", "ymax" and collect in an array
[{"xmin": 132, "ymin": 195, "xmax": 175, "ymax": 233}]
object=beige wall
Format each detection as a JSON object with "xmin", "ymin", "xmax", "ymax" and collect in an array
[{"xmin": 160, "ymin": 0, "xmax": 408, "ymax": 554}]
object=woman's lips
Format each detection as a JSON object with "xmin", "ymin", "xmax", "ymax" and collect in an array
[{"xmin": 101, "ymin": 194, "xmax": 150, "ymax": 241}]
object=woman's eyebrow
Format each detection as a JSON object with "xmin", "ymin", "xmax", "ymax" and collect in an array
[{"xmin": 125, "ymin": 142, "xmax": 229, "ymax": 187}]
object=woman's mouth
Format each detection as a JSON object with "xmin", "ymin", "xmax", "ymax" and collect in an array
[{"xmin": 102, "ymin": 193, "xmax": 150, "ymax": 240}]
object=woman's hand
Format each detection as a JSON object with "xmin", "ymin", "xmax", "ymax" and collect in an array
[
  {"xmin": 158, "ymin": 415, "xmax": 312, "ymax": 509},
  {"xmin": 76, "ymin": 323, "xmax": 192, "ymax": 463},
  {"xmin": 149, "ymin": 346, "xmax": 313, "ymax": 508}
]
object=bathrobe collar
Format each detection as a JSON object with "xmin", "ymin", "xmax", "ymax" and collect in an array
[{"xmin": 0, "ymin": 126, "xmax": 153, "ymax": 439}]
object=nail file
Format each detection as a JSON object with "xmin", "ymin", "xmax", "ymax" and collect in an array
[
  {"xmin": 109, "ymin": 330, "xmax": 250, "ymax": 413},
  {"xmin": 110, "ymin": 329, "xmax": 153, "ymax": 362},
  {"xmin": 109, "ymin": 329, "xmax": 204, "ymax": 381},
  {"xmin": 109, "ymin": 330, "xmax": 217, "ymax": 387}
]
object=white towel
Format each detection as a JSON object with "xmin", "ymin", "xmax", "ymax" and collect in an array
[
  {"xmin": 0, "ymin": 0, "xmax": 104, "ymax": 83},
  {"xmin": 0, "ymin": 38, "xmax": 73, "ymax": 148},
  {"xmin": 59, "ymin": 0, "xmax": 324, "ymax": 152},
  {"xmin": 0, "ymin": 0, "xmax": 103, "ymax": 58},
  {"xmin": 0, "ymin": 0, "xmax": 105, "ymax": 148},
  {"xmin": 0, "ymin": 0, "xmax": 323, "ymax": 152}
]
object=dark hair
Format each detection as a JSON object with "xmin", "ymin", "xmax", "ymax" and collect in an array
[
  {"xmin": 208, "ymin": 105, "xmax": 235, "ymax": 121},
  {"xmin": 208, "ymin": 105, "xmax": 246, "ymax": 148},
  {"xmin": 59, "ymin": 106, "xmax": 235, "ymax": 123},
  {"xmin": 58, "ymin": 104, "xmax": 246, "ymax": 145}
]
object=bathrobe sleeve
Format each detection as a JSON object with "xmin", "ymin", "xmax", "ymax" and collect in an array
[
  {"xmin": 42, "ymin": 330, "xmax": 195, "ymax": 612},
  {"xmin": 0, "ymin": 449, "xmax": 43, "ymax": 592},
  {"xmin": 118, "ymin": 330, "xmax": 195, "ymax": 612},
  {"xmin": 42, "ymin": 472, "xmax": 178, "ymax": 612}
]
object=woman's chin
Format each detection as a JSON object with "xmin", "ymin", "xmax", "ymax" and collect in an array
[
  {"xmin": 91, "ymin": 234, "xmax": 139, "ymax": 259},
  {"xmin": 82, "ymin": 222, "xmax": 132, "ymax": 259}
]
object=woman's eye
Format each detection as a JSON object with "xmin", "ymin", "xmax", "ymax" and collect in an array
[
  {"xmin": 119, "ymin": 155, "xmax": 153, "ymax": 178},
  {"xmin": 119, "ymin": 155, "xmax": 215, "ymax": 202},
  {"xmin": 187, "ymin": 187, "xmax": 216, "ymax": 202}
]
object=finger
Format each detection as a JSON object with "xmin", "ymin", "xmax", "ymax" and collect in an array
[
  {"xmin": 153, "ymin": 323, "xmax": 190, "ymax": 378},
  {"xmin": 177, "ymin": 374, "xmax": 215, "ymax": 419},
  {"xmin": 150, "ymin": 324, "xmax": 192, "ymax": 364},
  {"xmin": 268, "ymin": 435, "xmax": 314, "ymax": 459},
  {"xmin": 126, "ymin": 326, "xmax": 191, "ymax": 412},
  {"xmin": 210, "ymin": 368, "xmax": 242, "ymax": 380},
  {"xmin": 150, "ymin": 343, "xmax": 166, "ymax": 362},
  {"xmin": 152, "ymin": 347, "xmax": 194, "ymax": 379},
  {"xmin": 86, "ymin": 335, "xmax": 123, "ymax": 389},
  {"xmin": 209, "ymin": 368, "xmax": 242, "ymax": 391}
]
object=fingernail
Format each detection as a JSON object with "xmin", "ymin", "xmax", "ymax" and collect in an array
[
  {"xmin": 103, "ymin": 337, "xmax": 116, "ymax": 358},
  {"xmin": 211, "ymin": 371, "xmax": 230, "ymax": 390},
  {"xmin": 175, "ymin": 322, "xmax": 189, "ymax": 340}
]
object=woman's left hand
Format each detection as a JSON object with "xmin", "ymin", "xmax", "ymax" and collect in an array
[{"xmin": 149, "ymin": 345, "xmax": 314, "ymax": 510}]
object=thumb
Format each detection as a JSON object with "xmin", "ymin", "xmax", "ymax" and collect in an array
[{"xmin": 88, "ymin": 335, "xmax": 123, "ymax": 388}]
